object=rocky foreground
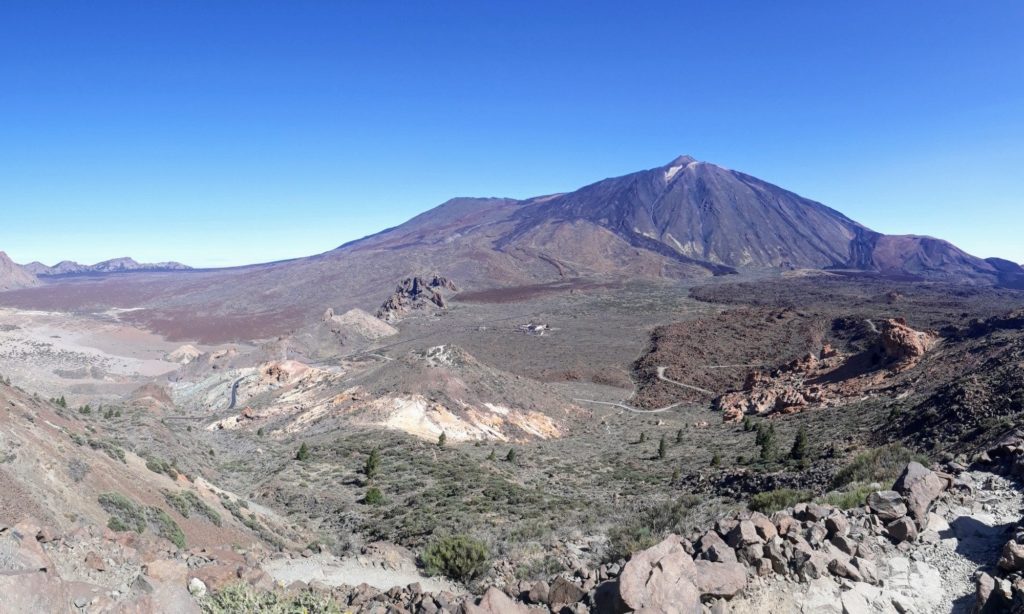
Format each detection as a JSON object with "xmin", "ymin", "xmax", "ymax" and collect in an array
[{"xmin": 6, "ymin": 435, "xmax": 1024, "ymax": 613}]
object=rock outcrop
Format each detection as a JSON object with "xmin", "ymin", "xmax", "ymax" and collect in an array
[
  {"xmin": 376, "ymin": 275, "xmax": 458, "ymax": 322},
  {"xmin": 716, "ymin": 318, "xmax": 937, "ymax": 422},
  {"xmin": 0, "ymin": 250, "xmax": 39, "ymax": 290}
]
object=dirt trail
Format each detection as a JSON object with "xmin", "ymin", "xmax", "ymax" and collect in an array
[{"xmin": 262, "ymin": 553, "xmax": 463, "ymax": 594}]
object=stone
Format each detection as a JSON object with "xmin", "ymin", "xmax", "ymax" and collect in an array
[
  {"xmin": 828, "ymin": 558, "xmax": 862, "ymax": 582},
  {"xmin": 697, "ymin": 530, "xmax": 737, "ymax": 564},
  {"xmin": 693, "ymin": 560, "xmax": 747, "ymax": 599},
  {"xmin": 829, "ymin": 535, "xmax": 857, "ymax": 556},
  {"xmin": 853, "ymin": 558, "xmax": 878, "ymax": 585},
  {"xmin": 840, "ymin": 589, "xmax": 871, "ymax": 614},
  {"xmin": 526, "ymin": 580, "xmax": 548, "ymax": 604},
  {"xmin": 547, "ymin": 576, "xmax": 585, "ymax": 606},
  {"xmin": 617, "ymin": 536, "xmax": 701, "ymax": 613},
  {"xmin": 887, "ymin": 517, "xmax": 918, "ymax": 543},
  {"xmin": 825, "ymin": 515, "xmax": 849, "ymax": 538},
  {"xmin": 188, "ymin": 577, "xmax": 207, "ymax": 597},
  {"xmin": 999, "ymin": 540, "xmax": 1024, "ymax": 571},
  {"xmin": 749, "ymin": 512, "xmax": 778, "ymax": 542},
  {"xmin": 775, "ymin": 513, "xmax": 800, "ymax": 536},
  {"xmin": 726, "ymin": 521, "xmax": 762, "ymax": 548},
  {"xmin": 463, "ymin": 587, "xmax": 530, "ymax": 614},
  {"xmin": 807, "ymin": 522, "xmax": 828, "ymax": 547},
  {"xmin": 84, "ymin": 551, "xmax": 106, "ymax": 571},
  {"xmin": 893, "ymin": 462, "xmax": 946, "ymax": 523},
  {"xmin": 804, "ymin": 503, "xmax": 831, "ymax": 522},
  {"xmin": 866, "ymin": 491, "xmax": 907, "ymax": 521}
]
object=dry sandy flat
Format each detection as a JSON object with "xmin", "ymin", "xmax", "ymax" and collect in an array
[{"xmin": 0, "ymin": 307, "xmax": 218, "ymax": 402}]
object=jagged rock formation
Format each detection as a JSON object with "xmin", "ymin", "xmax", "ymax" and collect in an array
[
  {"xmin": 0, "ymin": 251, "xmax": 39, "ymax": 290},
  {"xmin": 376, "ymin": 275, "xmax": 458, "ymax": 322},
  {"xmin": 23, "ymin": 257, "xmax": 191, "ymax": 276},
  {"xmin": 716, "ymin": 318, "xmax": 937, "ymax": 422}
]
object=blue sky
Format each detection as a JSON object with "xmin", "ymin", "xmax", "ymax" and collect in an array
[{"xmin": 1, "ymin": 1, "xmax": 1022, "ymax": 267}]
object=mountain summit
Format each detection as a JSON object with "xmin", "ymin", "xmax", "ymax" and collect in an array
[{"xmin": 347, "ymin": 155, "xmax": 1011, "ymax": 283}]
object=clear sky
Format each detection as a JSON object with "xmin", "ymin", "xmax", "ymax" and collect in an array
[{"xmin": 1, "ymin": 1, "xmax": 1022, "ymax": 267}]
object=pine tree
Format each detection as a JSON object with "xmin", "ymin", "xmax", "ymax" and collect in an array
[
  {"xmin": 675, "ymin": 429, "xmax": 683, "ymax": 444},
  {"xmin": 295, "ymin": 442, "xmax": 310, "ymax": 461},
  {"xmin": 364, "ymin": 448, "xmax": 381, "ymax": 480},
  {"xmin": 658, "ymin": 435, "xmax": 667, "ymax": 460},
  {"xmin": 756, "ymin": 424, "xmax": 777, "ymax": 461},
  {"xmin": 505, "ymin": 448, "xmax": 517, "ymax": 463},
  {"xmin": 437, "ymin": 432, "xmax": 447, "ymax": 448},
  {"xmin": 486, "ymin": 449, "xmax": 496, "ymax": 461},
  {"xmin": 790, "ymin": 426, "xmax": 809, "ymax": 461},
  {"xmin": 710, "ymin": 452, "xmax": 722, "ymax": 467},
  {"xmin": 639, "ymin": 432, "xmax": 647, "ymax": 444}
]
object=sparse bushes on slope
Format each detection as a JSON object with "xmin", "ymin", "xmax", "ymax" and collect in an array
[
  {"xmin": 98, "ymin": 492, "xmax": 187, "ymax": 548},
  {"xmin": 163, "ymin": 489, "xmax": 223, "ymax": 526},
  {"xmin": 421, "ymin": 535, "xmax": 490, "ymax": 582},
  {"xmin": 748, "ymin": 488, "xmax": 812, "ymax": 513},
  {"xmin": 831, "ymin": 443, "xmax": 928, "ymax": 490}
]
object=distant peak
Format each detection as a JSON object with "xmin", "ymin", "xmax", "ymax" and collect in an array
[{"xmin": 662, "ymin": 155, "xmax": 698, "ymax": 182}]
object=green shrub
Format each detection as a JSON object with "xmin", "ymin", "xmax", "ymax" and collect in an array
[
  {"xmin": 295, "ymin": 443, "xmax": 310, "ymax": 461},
  {"xmin": 88, "ymin": 439, "xmax": 126, "ymax": 463},
  {"xmin": 748, "ymin": 488, "xmax": 812, "ymax": 513},
  {"xmin": 98, "ymin": 492, "xmax": 146, "ymax": 533},
  {"xmin": 421, "ymin": 535, "xmax": 490, "ymax": 582},
  {"xmin": 831, "ymin": 444, "xmax": 928, "ymax": 490},
  {"xmin": 364, "ymin": 487, "xmax": 385, "ymax": 505},
  {"xmin": 98, "ymin": 492, "xmax": 187, "ymax": 548},
  {"xmin": 200, "ymin": 583, "xmax": 342, "ymax": 614},
  {"xmin": 606, "ymin": 523, "xmax": 658, "ymax": 562},
  {"xmin": 163, "ymin": 490, "xmax": 222, "ymax": 526},
  {"xmin": 146, "ymin": 457, "xmax": 179, "ymax": 479},
  {"xmin": 147, "ymin": 506, "xmax": 187, "ymax": 549},
  {"xmin": 817, "ymin": 484, "xmax": 876, "ymax": 510}
]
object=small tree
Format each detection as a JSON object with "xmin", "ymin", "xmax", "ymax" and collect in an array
[
  {"xmin": 364, "ymin": 448, "xmax": 381, "ymax": 480},
  {"xmin": 295, "ymin": 442, "xmax": 310, "ymax": 461},
  {"xmin": 658, "ymin": 435, "xmax": 667, "ymax": 460},
  {"xmin": 486, "ymin": 449, "xmax": 496, "ymax": 461},
  {"xmin": 710, "ymin": 452, "xmax": 721, "ymax": 467},
  {"xmin": 756, "ymin": 424, "xmax": 777, "ymax": 462},
  {"xmin": 790, "ymin": 426, "xmax": 809, "ymax": 461},
  {"xmin": 364, "ymin": 487, "xmax": 385, "ymax": 505},
  {"xmin": 505, "ymin": 448, "xmax": 517, "ymax": 463},
  {"xmin": 675, "ymin": 429, "xmax": 683, "ymax": 444},
  {"xmin": 437, "ymin": 432, "xmax": 447, "ymax": 448},
  {"xmin": 742, "ymin": 416, "xmax": 754, "ymax": 432},
  {"xmin": 639, "ymin": 432, "xmax": 647, "ymax": 444}
]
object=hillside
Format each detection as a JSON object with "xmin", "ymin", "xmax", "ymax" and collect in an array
[{"xmin": 0, "ymin": 251, "xmax": 38, "ymax": 290}]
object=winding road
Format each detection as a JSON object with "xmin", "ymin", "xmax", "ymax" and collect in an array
[
  {"xmin": 227, "ymin": 377, "xmax": 244, "ymax": 410},
  {"xmin": 655, "ymin": 366, "xmax": 713, "ymax": 395},
  {"xmin": 572, "ymin": 398, "xmax": 683, "ymax": 413}
]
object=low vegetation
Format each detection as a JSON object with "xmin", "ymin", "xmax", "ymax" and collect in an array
[
  {"xmin": 421, "ymin": 535, "xmax": 490, "ymax": 582},
  {"xmin": 200, "ymin": 583, "xmax": 342, "ymax": 614},
  {"xmin": 748, "ymin": 488, "xmax": 812, "ymax": 513},
  {"xmin": 163, "ymin": 489, "xmax": 223, "ymax": 526},
  {"xmin": 98, "ymin": 492, "xmax": 186, "ymax": 549}
]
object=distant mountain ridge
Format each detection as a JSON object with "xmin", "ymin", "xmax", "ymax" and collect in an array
[
  {"xmin": 0, "ymin": 251, "xmax": 39, "ymax": 290},
  {"xmin": 340, "ymin": 155, "xmax": 1021, "ymax": 285},
  {"xmin": 23, "ymin": 257, "xmax": 191, "ymax": 276}
]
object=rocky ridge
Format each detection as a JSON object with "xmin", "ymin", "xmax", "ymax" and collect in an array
[
  {"xmin": 716, "ymin": 318, "xmax": 937, "ymax": 422},
  {"xmin": 377, "ymin": 276, "xmax": 459, "ymax": 322}
]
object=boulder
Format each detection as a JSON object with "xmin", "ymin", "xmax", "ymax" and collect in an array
[
  {"xmin": 464, "ymin": 587, "xmax": 530, "ymax": 614},
  {"xmin": 866, "ymin": 491, "xmax": 907, "ymax": 521},
  {"xmin": 999, "ymin": 540, "xmax": 1024, "ymax": 572},
  {"xmin": 548, "ymin": 576, "xmax": 585, "ymax": 606},
  {"xmin": 526, "ymin": 580, "xmax": 549, "ymax": 604},
  {"xmin": 825, "ymin": 514, "xmax": 849, "ymax": 538},
  {"xmin": 618, "ymin": 536, "xmax": 701, "ymax": 613},
  {"xmin": 894, "ymin": 462, "xmax": 946, "ymax": 523},
  {"xmin": 696, "ymin": 530, "xmax": 737, "ymax": 564},
  {"xmin": 726, "ymin": 521, "xmax": 762, "ymax": 548},
  {"xmin": 887, "ymin": 517, "xmax": 918, "ymax": 543},
  {"xmin": 693, "ymin": 560, "xmax": 747, "ymax": 599}
]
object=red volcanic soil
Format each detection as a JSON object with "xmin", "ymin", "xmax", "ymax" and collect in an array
[
  {"xmin": 120, "ymin": 307, "xmax": 307, "ymax": 343},
  {"xmin": 453, "ymin": 279, "xmax": 618, "ymax": 304},
  {"xmin": 0, "ymin": 273, "xmax": 309, "ymax": 343}
]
